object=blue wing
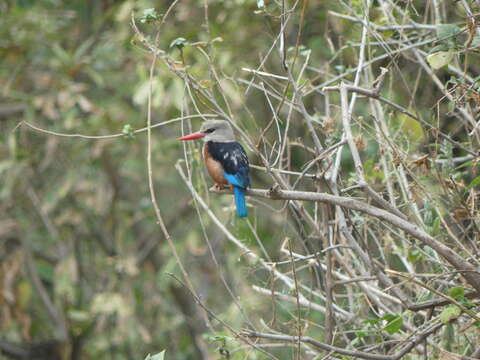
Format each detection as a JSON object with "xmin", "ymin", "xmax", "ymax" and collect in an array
[
  {"xmin": 224, "ymin": 168, "xmax": 249, "ymax": 189},
  {"xmin": 208, "ymin": 141, "xmax": 250, "ymax": 189}
]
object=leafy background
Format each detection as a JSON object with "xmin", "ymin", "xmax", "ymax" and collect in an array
[{"xmin": 1, "ymin": 0, "xmax": 480, "ymax": 359}]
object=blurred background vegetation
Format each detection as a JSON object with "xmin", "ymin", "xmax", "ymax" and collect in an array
[{"xmin": 1, "ymin": 0, "xmax": 480, "ymax": 359}]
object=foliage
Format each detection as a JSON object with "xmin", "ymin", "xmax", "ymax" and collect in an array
[{"xmin": 1, "ymin": 0, "xmax": 480, "ymax": 359}]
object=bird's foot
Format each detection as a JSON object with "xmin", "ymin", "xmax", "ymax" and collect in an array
[{"xmin": 214, "ymin": 183, "xmax": 227, "ymax": 191}]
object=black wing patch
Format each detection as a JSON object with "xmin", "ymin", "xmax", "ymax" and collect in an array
[{"xmin": 207, "ymin": 141, "xmax": 250, "ymax": 188}]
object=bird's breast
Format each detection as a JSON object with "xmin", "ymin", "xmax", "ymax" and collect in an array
[{"xmin": 204, "ymin": 144, "xmax": 228, "ymax": 185}]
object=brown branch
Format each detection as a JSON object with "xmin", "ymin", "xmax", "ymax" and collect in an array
[
  {"xmin": 386, "ymin": 269, "xmax": 480, "ymax": 321},
  {"xmin": 328, "ymin": 11, "xmax": 437, "ymax": 31},
  {"xmin": 243, "ymin": 330, "xmax": 392, "ymax": 360},
  {"xmin": 210, "ymin": 186, "xmax": 480, "ymax": 292},
  {"xmin": 243, "ymin": 321, "xmax": 443, "ymax": 360},
  {"xmin": 408, "ymin": 291, "xmax": 480, "ymax": 311},
  {"xmin": 19, "ymin": 114, "xmax": 217, "ymax": 140}
]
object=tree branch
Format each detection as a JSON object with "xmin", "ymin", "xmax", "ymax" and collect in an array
[
  {"xmin": 210, "ymin": 186, "xmax": 480, "ymax": 292},
  {"xmin": 243, "ymin": 321, "xmax": 443, "ymax": 360}
]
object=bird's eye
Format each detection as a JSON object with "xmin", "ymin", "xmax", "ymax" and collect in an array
[{"xmin": 204, "ymin": 128, "xmax": 215, "ymax": 134}]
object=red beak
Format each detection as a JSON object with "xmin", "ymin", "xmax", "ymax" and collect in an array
[{"xmin": 177, "ymin": 131, "xmax": 205, "ymax": 141}]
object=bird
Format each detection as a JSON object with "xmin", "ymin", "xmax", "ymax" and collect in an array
[{"xmin": 178, "ymin": 120, "xmax": 251, "ymax": 217}]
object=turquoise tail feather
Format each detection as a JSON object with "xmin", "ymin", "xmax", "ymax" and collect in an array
[{"xmin": 233, "ymin": 186, "xmax": 247, "ymax": 218}]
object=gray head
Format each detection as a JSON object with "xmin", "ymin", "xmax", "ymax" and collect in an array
[{"xmin": 199, "ymin": 120, "xmax": 236, "ymax": 142}]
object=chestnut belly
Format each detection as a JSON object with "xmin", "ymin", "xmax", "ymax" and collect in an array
[{"xmin": 204, "ymin": 144, "xmax": 228, "ymax": 185}]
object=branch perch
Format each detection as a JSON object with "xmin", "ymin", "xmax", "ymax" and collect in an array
[
  {"xmin": 243, "ymin": 322, "xmax": 443, "ymax": 360},
  {"xmin": 209, "ymin": 186, "xmax": 480, "ymax": 292}
]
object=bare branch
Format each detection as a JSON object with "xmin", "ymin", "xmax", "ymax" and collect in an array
[{"xmin": 210, "ymin": 186, "xmax": 480, "ymax": 292}]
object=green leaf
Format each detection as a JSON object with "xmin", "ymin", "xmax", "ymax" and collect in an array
[
  {"xmin": 140, "ymin": 8, "xmax": 160, "ymax": 24},
  {"xmin": 434, "ymin": 24, "xmax": 461, "ymax": 51},
  {"xmin": 471, "ymin": 34, "xmax": 480, "ymax": 48},
  {"xmin": 382, "ymin": 314, "xmax": 403, "ymax": 334},
  {"xmin": 170, "ymin": 37, "xmax": 188, "ymax": 49},
  {"xmin": 144, "ymin": 350, "xmax": 165, "ymax": 360},
  {"xmin": 426, "ymin": 51, "xmax": 453, "ymax": 70},
  {"xmin": 122, "ymin": 124, "xmax": 135, "ymax": 139},
  {"xmin": 36, "ymin": 261, "xmax": 54, "ymax": 282},
  {"xmin": 203, "ymin": 332, "xmax": 233, "ymax": 345},
  {"xmin": 439, "ymin": 305, "xmax": 461, "ymax": 324},
  {"xmin": 467, "ymin": 175, "xmax": 480, "ymax": 191},
  {"xmin": 299, "ymin": 45, "xmax": 311, "ymax": 57},
  {"xmin": 206, "ymin": 335, "xmax": 230, "ymax": 342},
  {"xmin": 436, "ymin": 24, "xmax": 461, "ymax": 40},
  {"xmin": 432, "ymin": 216, "xmax": 441, "ymax": 234},
  {"xmin": 429, "ymin": 43, "xmax": 449, "ymax": 53},
  {"xmin": 51, "ymin": 43, "xmax": 72, "ymax": 64},
  {"xmin": 151, "ymin": 351, "xmax": 166, "ymax": 360},
  {"xmin": 407, "ymin": 248, "xmax": 424, "ymax": 263},
  {"xmin": 355, "ymin": 330, "xmax": 366, "ymax": 338},
  {"xmin": 449, "ymin": 287, "xmax": 465, "ymax": 301}
]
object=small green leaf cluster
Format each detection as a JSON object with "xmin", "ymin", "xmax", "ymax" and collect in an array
[
  {"xmin": 426, "ymin": 24, "xmax": 461, "ymax": 69},
  {"xmin": 433, "ymin": 24, "xmax": 462, "ymax": 52},
  {"xmin": 364, "ymin": 313, "xmax": 403, "ymax": 335},
  {"xmin": 439, "ymin": 287, "xmax": 477, "ymax": 324},
  {"xmin": 140, "ymin": 8, "xmax": 161, "ymax": 24},
  {"xmin": 204, "ymin": 333, "xmax": 233, "ymax": 359},
  {"xmin": 122, "ymin": 124, "xmax": 135, "ymax": 139},
  {"xmin": 169, "ymin": 37, "xmax": 188, "ymax": 50}
]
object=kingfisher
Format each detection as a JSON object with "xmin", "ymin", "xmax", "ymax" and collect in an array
[{"xmin": 178, "ymin": 120, "xmax": 251, "ymax": 217}]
